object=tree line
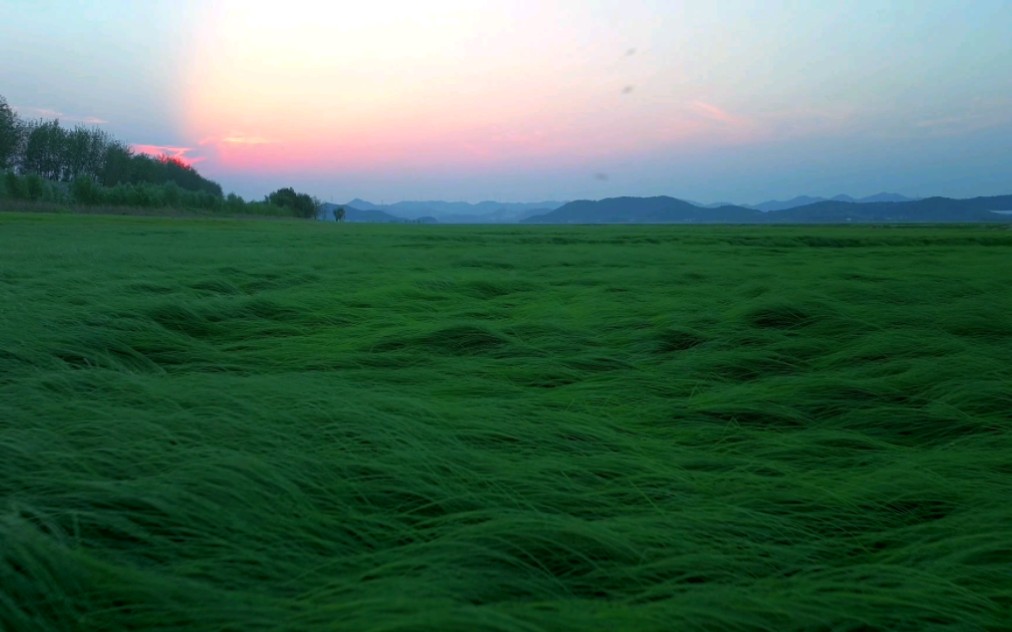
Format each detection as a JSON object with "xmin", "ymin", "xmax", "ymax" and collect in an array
[{"xmin": 0, "ymin": 94, "xmax": 321, "ymax": 219}]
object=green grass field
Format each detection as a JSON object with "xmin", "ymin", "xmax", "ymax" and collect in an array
[{"xmin": 2, "ymin": 213, "xmax": 1010, "ymax": 630}]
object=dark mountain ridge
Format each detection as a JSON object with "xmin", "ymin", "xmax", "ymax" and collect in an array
[
  {"xmin": 768, "ymin": 195, "xmax": 1012, "ymax": 223},
  {"xmin": 522, "ymin": 195, "xmax": 1012, "ymax": 224},
  {"xmin": 752, "ymin": 192, "xmax": 916, "ymax": 212},
  {"xmin": 522, "ymin": 196, "xmax": 762, "ymax": 224}
]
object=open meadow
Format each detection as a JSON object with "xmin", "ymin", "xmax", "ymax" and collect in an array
[{"xmin": 1, "ymin": 213, "xmax": 1010, "ymax": 630}]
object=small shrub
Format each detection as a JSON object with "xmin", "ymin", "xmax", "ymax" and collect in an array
[
  {"xmin": 72, "ymin": 176, "xmax": 102, "ymax": 205},
  {"xmin": 25, "ymin": 174, "xmax": 44, "ymax": 201}
]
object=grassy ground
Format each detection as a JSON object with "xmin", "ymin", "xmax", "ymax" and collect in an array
[{"xmin": 1, "ymin": 213, "xmax": 1010, "ymax": 630}]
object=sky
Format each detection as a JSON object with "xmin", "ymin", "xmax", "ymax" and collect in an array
[{"xmin": 2, "ymin": 0, "xmax": 1011, "ymax": 204}]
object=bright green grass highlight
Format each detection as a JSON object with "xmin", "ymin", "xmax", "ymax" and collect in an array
[{"xmin": 2, "ymin": 214, "xmax": 1011, "ymax": 630}]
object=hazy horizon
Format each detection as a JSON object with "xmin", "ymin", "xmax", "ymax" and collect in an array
[{"xmin": 3, "ymin": 0, "xmax": 1010, "ymax": 203}]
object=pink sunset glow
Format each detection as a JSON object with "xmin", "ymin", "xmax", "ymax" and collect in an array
[{"xmin": 178, "ymin": 1, "xmax": 785, "ymax": 187}]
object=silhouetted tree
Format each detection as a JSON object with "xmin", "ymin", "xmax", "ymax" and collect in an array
[
  {"xmin": 334, "ymin": 207, "xmax": 346, "ymax": 222},
  {"xmin": 159, "ymin": 155, "xmax": 222, "ymax": 196},
  {"xmin": 61, "ymin": 125, "xmax": 109, "ymax": 180},
  {"xmin": 0, "ymin": 96, "xmax": 19, "ymax": 171},
  {"xmin": 267, "ymin": 187, "xmax": 317, "ymax": 218},
  {"xmin": 225, "ymin": 192, "xmax": 245, "ymax": 212},
  {"xmin": 0, "ymin": 91, "xmax": 240, "ymax": 212},
  {"xmin": 22, "ymin": 119, "xmax": 68, "ymax": 180},
  {"xmin": 99, "ymin": 142, "xmax": 134, "ymax": 186}
]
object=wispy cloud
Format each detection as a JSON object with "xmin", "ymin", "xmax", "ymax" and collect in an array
[
  {"xmin": 12, "ymin": 105, "xmax": 108, "ymax": 125},
  {"xmin": 192, "ymin": 134, "xmax": 284, "ymax": 172},
  {"xmin": 201, "ymin": 134, "xmax": 276, "ymax": 147},
  {"xmin": 757, "ymin": 103, "xmax": 863, "ymax": 139},
  {"xmin": 221, "ymin": 135, "xmax": 273, "ymax": 145},
  {"xmin": 912, "ymin": 98, "xmax": 1012, "ymax": 136}
]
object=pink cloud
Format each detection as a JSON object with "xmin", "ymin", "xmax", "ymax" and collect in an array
[
  {"xmin": 690, "ymin": 100, "xmax": 748, "ymax": 126},
  {"xmin": 131, "ymin": 144, "xmax": 206, "ymax": 167}
]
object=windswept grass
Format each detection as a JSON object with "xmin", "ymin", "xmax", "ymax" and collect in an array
[{"xmin": 1, "ymin": 214, "xmax": 1010, "ymax": 630}]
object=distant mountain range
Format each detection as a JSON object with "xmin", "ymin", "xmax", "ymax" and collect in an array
[
  {"xmin": 522, "ymin": 197, "xmax": 760, "ymax": 224},
  {"xmin": 683, "ymin": 193, "xmax": 917, "ymax": 211},
  {"xmin": 750, "ymin": 192, "xmax": 917, "ymax": 212},
  {"xmin": 521, "ymin": 195, "xmax": 1012, "ymax": 224},
  {"xmin": 319, "ymin": 194, "xmax": 1012, "ymax": 224}
]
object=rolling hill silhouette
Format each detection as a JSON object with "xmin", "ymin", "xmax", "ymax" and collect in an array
[{"xmin": 521, "ymin": 195, "xmax": 1012, "ymax": 224}]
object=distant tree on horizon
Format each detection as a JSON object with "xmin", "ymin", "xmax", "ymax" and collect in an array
[
  {"xmin": 334, "ymin": 206, "xmax": 345, "ymax": 222},
  {"xmin": 266, "ymin": 187, "xmax": 317, "ymax": 219}
]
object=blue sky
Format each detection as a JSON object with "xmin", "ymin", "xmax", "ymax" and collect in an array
[{"xmin": 2, "ymin": 0, "xmax": 1010, "ymax": 203}]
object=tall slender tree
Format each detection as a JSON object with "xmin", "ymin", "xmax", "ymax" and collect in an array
[
  {"xmin": 22, "ymin": 119, "xmax": 68, "ymax": 180},
  {"xmin": 0, "ymin": 96, "xmax": 20, "ymax": 171}
]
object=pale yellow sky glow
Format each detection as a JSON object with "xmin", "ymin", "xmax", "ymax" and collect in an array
[{"xmin": 183, "ymin": 1, "xmax": 732, "ymax": 173}]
